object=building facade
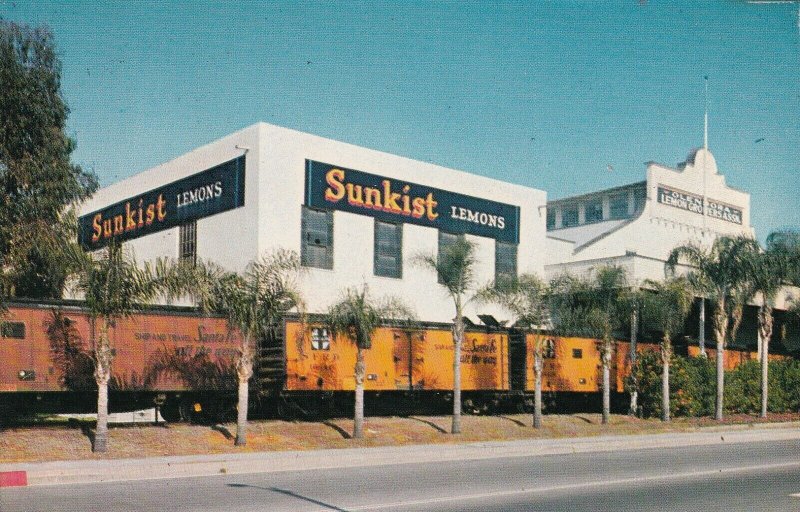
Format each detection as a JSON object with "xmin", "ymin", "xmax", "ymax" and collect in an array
[
  {"xmin": 543, "ymin": 145, "xmax": 798, "ymax": 351},
  {"xmin": 78, "ymin": 123, "xmax": 547, "ymax": 324},
  {"xmin": 544, "ymin": 147, "xmax": 754, "ymax": 285}
]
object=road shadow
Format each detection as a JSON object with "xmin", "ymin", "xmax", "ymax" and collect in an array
[
  {"xmin": 211, "ymin": 424, "xmax": 234, "ymax": 440},
  {"xmin": 322, "ymin": 421, "xmax": 352, "ymax": 439},
  {"xmin": 407, "ymin": 416, "xmax": 447, "ymax": 434},
  {"xmin": 67, "ymin": 418, "xmax": 95, "ymax": 448},
  {"xmin": 227, "ymin": 483, "xmax": 349, "ymax": 511},
  {"xmin": 497, "ymin": 415, "xmax": 527, "ymax": 427}
]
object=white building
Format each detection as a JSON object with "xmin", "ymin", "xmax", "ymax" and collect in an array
[
  {"xmin": 543, "ymin": 144, "xmax": 798, "ymax": 351},
  {"xmin": 78, "ymin": 122, "xmax": 547, "ymax": 324},
  {"xmin": 544, "ymin": 146, "xmax": 753, "ymax": 284}
]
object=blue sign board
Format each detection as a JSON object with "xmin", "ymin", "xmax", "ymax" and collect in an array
[
  {"xmin": 79, "ymin": 156, "xmax": 246, "ymax": 249},
  {"xmin": 305, "ymin": 160, "xmax": 520, "ymax": 243}
]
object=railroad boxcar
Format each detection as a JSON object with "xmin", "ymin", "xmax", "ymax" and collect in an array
[
  {"xmin": 0, "ymin": 300, "xmax": 240, "ymax": 421},
  {"xmin": 265, "ymin": 319, "xmax": 510, "ymax": 415},
  {"xmin": 2, "ymin": 302, "xmax": 785, "ymax": 421}
]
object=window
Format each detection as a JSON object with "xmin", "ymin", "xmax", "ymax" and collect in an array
[
  {"xmin": 543, "ymin": 338, "xmax": 556, "ymax": 359},
  {"xmin": 495, "ymin": 241, "xmax": 518, "ymax": 284},
  {"xmin": 584, "ymin": 199, "xmax": 603, "ymax": 223},
  {"xmin": 562, "ymin": 205, "xmax": 579, "ymax": 228},
  {"xmin": 1, "ymin": 322, "xmax": 25, "ymax": 339},
  {"xmin": 374, "ymin": 220, "xmax": 402, "ymax": 278},
  {"xmin": 572, "ymin": 348, "xmax": 583, "ymax": 359},
  {"xmin": 437, "ymin": 231, "xmax": 464, "ymax": 284},
  {"xmin": 301, "ymin": 207, "xmax": 333, "ymax": 269},
  {"xmin": 546, "ymin": 208, "xmax": 556, "ymax": 230},
  {"xmin": 311, "ymin": 327, "xmax": 330, "ymax": 350},
  {"xmin": 609, "ymin": 193, "xmax": 628, "ymax": 220},
  {"xmin": 179, "ymin": 221, "xmax": 197, "ymax": 264}
]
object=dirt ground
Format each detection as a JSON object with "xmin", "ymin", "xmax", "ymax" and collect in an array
[{"xmin": 2, "ymin": 412, "xmax": 799, "ymax": 464}]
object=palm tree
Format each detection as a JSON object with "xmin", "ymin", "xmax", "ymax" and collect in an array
[
  {"xmin": 667, "ymin": 235, "xmax": 760, "ymax": 420},
  {"xmin": 190, "ymin": 250, "xmax": 305, "ymax": 446},
  {"xmin": 66, "ymin": 241, "xmax": 169, "ymax": 452},
  {"xmin": 639, "ymin": 278, "xmax": 694, "ymax": 422},
  {"xmin": 416, "ymin": 237, "xmax": 477, "ymax": 434},
  {"xmin": 326, "ymin": 285, "xmax": 414, "ymax": 439},
  {"xmin": 746, "ymin": 231, "xmax": 799, "ymax": 418},
  {"xmin": 767, "ymin": 229, "xmax": 800, "ymax": 286},
  {"xmin": 727, "ymin": 278, "xmax": 755, "ymax": 350},
  {"xmin": 549, "ymin": 266, "xmax": 629, "ymax": 424},
  {"xmin": 479, "ymin": 273, "xmax": 549, "ymax": 428}
]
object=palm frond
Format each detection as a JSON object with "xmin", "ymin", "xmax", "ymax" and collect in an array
[
  {"xmin": 414, "ymin": 237, "xmax": 477, "ymax": 298},
  {"xmin": 478, "ymin": 273, "xmax": 549, "ymax": 330},
  {"xmin": 326, "ymin": 285, "xmax": 415, "ymax": 349},
  {"xmin": 640, "ymin": 277, "xmax": 694, "ymax": 338},
  {"xmin": 547, "ymin": 266, "xmax": 630, "ymax": 339},
  {"xmin": 196, "ymin": 250, "xmax": 306, "ymax": 343}
]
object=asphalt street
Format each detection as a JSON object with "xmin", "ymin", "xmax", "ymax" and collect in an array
[{"xmin": 2, "ymin": 438, "xmax": 799, "ymax": 511}]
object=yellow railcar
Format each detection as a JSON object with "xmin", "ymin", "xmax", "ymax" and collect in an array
[{"xmin": 283, "ymin": 320, "xmax": 509, "ymax": 393}]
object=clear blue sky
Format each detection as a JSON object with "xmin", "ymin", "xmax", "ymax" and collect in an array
[{"xmin": 3, "ymin": 0, "xmax": 798, "ymax": 242}]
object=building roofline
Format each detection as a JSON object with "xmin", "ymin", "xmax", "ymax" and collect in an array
[
  {"xmin": 646, "ymin": 159, "xmax": 750, "ymax": 196},
  {"xmin": 547, "ymin": 181, "xmax": 646, "ymax": 205}
]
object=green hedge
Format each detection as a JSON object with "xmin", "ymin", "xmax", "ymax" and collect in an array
[
  {"xmin": 631, "ymin": 350, "xmax": 715, "ymax": 418},
  {"xmin": 631, "ymin": 351, "xmax": 800, "ymax": 418}
]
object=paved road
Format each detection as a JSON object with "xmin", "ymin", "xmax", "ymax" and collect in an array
[{"xmin": 2, "ymin": 439, "xmax": 799, "ymax": 511}]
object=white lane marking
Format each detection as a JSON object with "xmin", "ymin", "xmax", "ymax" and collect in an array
[
  {"xmin": 790, "ymin": 493, "xmax": 800, "ymax": 498},
  {"xmin": 333, "ymin": 461, "xmax": 800, "ymax": 511}
]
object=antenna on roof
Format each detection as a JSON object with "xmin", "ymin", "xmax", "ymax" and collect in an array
[{"xmin": 703, "ymin": 75, "xmax": 709, "ymax": 150}]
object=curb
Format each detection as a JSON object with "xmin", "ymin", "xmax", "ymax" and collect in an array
[
  {"xmin": 3, "ymin": 424, "xmax": 800, "ymax": 488},
  {"xmin": 0, "ymin": 471, "xmax": 27, "ymax": 488}
]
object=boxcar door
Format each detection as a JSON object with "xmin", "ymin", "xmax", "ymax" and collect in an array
[
  {"xmin": 392, "ymin": 330, "xmax": 412, "ymax": 390},
  {"xmin": 508, "ymin": 330, "xmax": 526, "ymax": 391},
  {"xmin": 1, "ymin": 316, "xmax": 33, "ymax": 391}
]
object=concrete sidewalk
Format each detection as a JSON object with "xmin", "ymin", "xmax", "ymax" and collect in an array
[{"xmin": 2, "ymin": 422, "xmax": 799, "ymax": 488}]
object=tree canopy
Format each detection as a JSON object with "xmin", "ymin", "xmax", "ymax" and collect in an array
[{"xmin": 0, "ymin": 21, "xmax": 98, "ymax": 298}]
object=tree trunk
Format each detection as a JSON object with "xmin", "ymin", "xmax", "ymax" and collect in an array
[
  {"xmin": 759, "ymin": 304, "xmax": 773, "ymax": 419},
  {"xmin": 757, "ymin": 322, "xmax": 763, "ymax": 363},
  {"xmin": 629, "ymin": 306, "xmax": 639, "ymax": 416},
  {"xmin": 602, "ymin": 338, "xmax": 611, "ymax": 425},
  {"xmin": 94, "ymin": 375, "xmax": 110, "ymax": 453},
  {"xmin": 729, "ymin": 303, "xmax": 744, "ymax": 347},
  {"xmin": 713, "ymin": 299, "xmax": 728, "ymax": 421},
  {"xmin": 93, "ymin": 320, "xmax": 113, "ymax": 453},
  {"xmin": 235, "ymin": 378, "xmax": 249, "ymax": 446},
  {"xmin": 698, "ymin": 297, "xmax": 706, "ymax": 357},
  {"xmin": 533, "ymin": 347, "xmax": 543, "ymax": 429},
  {"xmin": 451, "ymin": 309, "xmax": 464, "ymax": 434},
  {"xmin": 235, "ymin": 335, "xmax": 254, "ymax": 446},
  {"xmin": 354, "ymin": 346, "xmax": 365, "ymax": 439},
  {"xmin": 661, "ymin": 336, "xmax": 671, "ymax": 423}
]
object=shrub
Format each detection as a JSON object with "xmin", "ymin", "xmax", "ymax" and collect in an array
[
  {"xmin": 725, "ymin": 360, "xmax": 760, "ymax": 414},
  {"xmin": 723, "ymin": 358, "xmax": 800, "ymax": 414},
  {"xmin": 631, "ymin": 351, "xmax": 714, "ymax": 418},
  {"xmin": 636, "ymin": 353, "xmax": 800, "ymax": 417},
  {"xmin": 768, "ymin": 359, "xmax": 800, "ymax": 413}
]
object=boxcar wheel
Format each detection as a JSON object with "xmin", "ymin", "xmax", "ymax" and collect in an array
[{"xmin": 160, "ymin": 400, "xmax": 182, "ymax": 423}]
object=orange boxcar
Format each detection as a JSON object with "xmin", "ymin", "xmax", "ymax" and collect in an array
[
  {"xmin": 283, "ymin": 320, "xmax": 509, "ymax": 393},
  {"xmin": 0, "ymin": 300, "xmax": 239, "ymax": 417}
]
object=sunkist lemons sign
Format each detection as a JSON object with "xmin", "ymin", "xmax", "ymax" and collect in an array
[
  {"xmin": 305, "ymin": 160, "xmax": 520, "ymax": 243},
  {"xmin": 78, "ymin": 157, "xmax": 246, "ymax": 249}
]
